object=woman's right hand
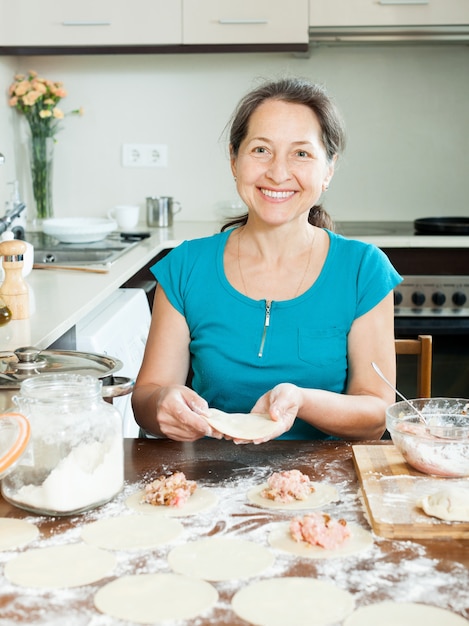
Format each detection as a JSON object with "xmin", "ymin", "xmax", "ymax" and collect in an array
[{"xmin": 154, "ymin": 385, "xmax": 223, "ymax": 441}]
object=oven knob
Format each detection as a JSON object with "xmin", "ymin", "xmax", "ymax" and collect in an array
[
  {"xmin": 394, "ymin": 291, "xmax": 403, "ymax": 306},
  {"xmin": 452, "ymin": 291, "xmax": 467, "ymax": 306},
  {"xmin": 412, "ymin": 292, "xmax": 425, "ymax": 306},
  {"xmin": 432, "ymin": 291, "xmax": 446, "ymax": 306}
]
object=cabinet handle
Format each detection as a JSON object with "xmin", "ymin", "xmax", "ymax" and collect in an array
[
  {"xmin": 62, "ymin": 20, "xmax": 112, "ymax": 26},
  {"xmin": 218, "ymin": 19, "xmax": 268, "ymax": 25},
  {"xmin": 379, "ymin": 0, "xmax": 429, "ymax": 4}
]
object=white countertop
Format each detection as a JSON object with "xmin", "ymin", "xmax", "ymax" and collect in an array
[{"xmin": 0, "ymin": 221, "xmax": 220, "ymax": 352}]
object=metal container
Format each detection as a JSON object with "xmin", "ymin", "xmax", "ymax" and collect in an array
[
  {"xmin": 146, "ymin": 196, "xmax": 181, "ymax": 228},
  {"xmin": 1, "ymin": 374, "xmax": 124, "ymax": 515}
]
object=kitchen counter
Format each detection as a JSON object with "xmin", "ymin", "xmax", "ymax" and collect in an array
[
  {"xmin": 0, "ymin": 439, "xmax": 468, "ymax": 625},
  {"xmin": 0, "ymin": 221, "xmax": 221, "ymax": 352}
]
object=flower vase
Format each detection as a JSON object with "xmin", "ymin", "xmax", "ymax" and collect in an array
[{"xmin": 29, "ymin": 134, "xmax": 54, "ymax": 222}]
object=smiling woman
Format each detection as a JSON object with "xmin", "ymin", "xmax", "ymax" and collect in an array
[{"xmin": 132, "ymin": 77, "xmax": 402, "ymax": 443}]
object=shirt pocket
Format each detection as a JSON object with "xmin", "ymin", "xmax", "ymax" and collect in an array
[{"xmin": 298, "ymin": 327, "xmax": 346, "ymax": 368}]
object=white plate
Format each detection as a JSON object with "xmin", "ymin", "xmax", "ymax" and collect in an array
[{"xmin": 42, "ymin": 218, "xmax": 117, "ymax": 243}]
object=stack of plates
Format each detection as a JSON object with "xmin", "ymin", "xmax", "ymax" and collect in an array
[{"xmin": 42, "ymin": 218, "xmax": 117, "ymax": 243}]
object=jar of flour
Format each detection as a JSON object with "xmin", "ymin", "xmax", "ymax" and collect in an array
[{"xmin": 1, "ymin": 374, "xmax": 124, "ymax": 515}]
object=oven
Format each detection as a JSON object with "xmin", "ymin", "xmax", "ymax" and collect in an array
[{"xmin": 337, "ymin": 221, "xmax": 469, "ymax": 400}]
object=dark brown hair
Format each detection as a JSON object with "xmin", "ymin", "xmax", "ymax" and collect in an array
[{"xmin": 221, "ymin": 77, "xmax": 346, "ymax": 232}]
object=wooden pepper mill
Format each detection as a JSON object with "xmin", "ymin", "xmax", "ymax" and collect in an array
[{"xmin": 0, "ymin": 239, "xmax": 29, "ymax": 320}]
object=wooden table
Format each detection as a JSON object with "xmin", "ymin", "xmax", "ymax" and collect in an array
[{"xmin": 1, "ymin": 439, "xmax": 468, "ymax": 624}]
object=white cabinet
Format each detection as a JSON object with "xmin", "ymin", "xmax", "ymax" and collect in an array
[
  {"xmin": 0, "ymin": 0, "xmax": 182, "ymax": 47},
  {"xmin": 309, "ymin": 0, "xmax": 469, "ymax": 27},
  {"xmin": 184, "ymin": 0, "xmax": 309, "ymax": 45}
]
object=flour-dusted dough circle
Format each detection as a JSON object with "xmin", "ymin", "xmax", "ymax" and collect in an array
[
  {"xmin": 204, "ymin": 408, "xmax": 279, "ymax": 440},
  {"xmin": 94, "ymin": 573, "xmax": 218, "ymax": 623},
  {"xmin": 248, "ymin": 482, "xmax": 339, "ymax": 510},
  {"xmin": 0, "ymin": 518, "xmax": 39, "ymax": 551},
  {"xmin": 125, "ymin": 486, "xmax": 217, "ymax": 517},
  {"xmin": 4, "ymin": 543, "xmax": 116, "ymax": 588},
  {"xmin": 80, "ymin": 514, "xmax": 183, "ymax": 550},
  {"xmin": 344, "ymin": 601, "xmax": 469, "ymax": 626},
  {"xmin": 168, "ymin": 536, "xmax": 275, "ymax": 581},
  {"xmin": 268, "ymin": 521, "xmax": 373, "ymax": 559},
  {"xmin": 232, "ymin": 577, "xmax": 356, "ymax": 626},
  {"xmin": 420, "ymin": 486, "xmax": 469, "ymax": 522}
]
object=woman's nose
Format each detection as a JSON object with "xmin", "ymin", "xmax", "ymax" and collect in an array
[{"xmin": 266, "ymin": 155, "xmax": 291, "ymax": 183}]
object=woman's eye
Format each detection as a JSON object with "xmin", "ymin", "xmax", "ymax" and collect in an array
[
  {"xmin": 253, "ymin": 146, "xmax": 268, "ymax": 154},
  {"xmin": 296, "ymin": 150, "xmax": 309, "ymax": 158}
]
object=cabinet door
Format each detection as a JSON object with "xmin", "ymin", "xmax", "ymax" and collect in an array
[
  {"xmin": 309, "ymin": 0, "xmax": 469, "ymax": 26},
  {"xmin": 0, "ymin": 0, "xmax": 182, "ymax": 46},
  {"xmin": 184, "ymin": 0, "xmax": 309, "ymax": 45}
]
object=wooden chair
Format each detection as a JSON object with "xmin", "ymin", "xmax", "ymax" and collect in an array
[{"xmin": 395, "ymin": 335, "xmax": 432, "ymax": 398}]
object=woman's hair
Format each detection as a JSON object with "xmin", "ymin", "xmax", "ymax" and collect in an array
[{"xmin": 222, "ymin": 77, "xmax": 346, "ymax": 232}]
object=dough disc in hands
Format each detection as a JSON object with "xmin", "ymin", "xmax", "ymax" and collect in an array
[
  {"xmin": 247, "ymin": 481, "xmax": 339, "ymax": 510},
  {"xmin": 343, "ymin": 601, "xmax": 469, "ymax": 626},
  {"xmin": 268, "ymin": 521, "xmax": 373, "ymax": 559},
  {"xmin": 420, "ymin": 486, "xmax": 469, "ymax": 522},
  {"xmin": 94, "ymin": 573, "xmax": 218, "ymax": 623},
  {"xmin": 232, "ymin": 577, "xmax": 355, "ymax": 626},
  {"xmin": 203, "ymin": 408, "xmax": 279, "ymax": 440},
  {"xmin": 0, "ymin": 518, "xmax": 39, "ymax": 550}
]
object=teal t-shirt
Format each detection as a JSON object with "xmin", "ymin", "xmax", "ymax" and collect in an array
[{"xmin": 151, "ymin": 228, "xmax": 402, "ymax": 439}]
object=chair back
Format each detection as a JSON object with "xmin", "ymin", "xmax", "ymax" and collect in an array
[{"xmin": 395, "ymin": 335, "xmax": 432, "ymax": 398}]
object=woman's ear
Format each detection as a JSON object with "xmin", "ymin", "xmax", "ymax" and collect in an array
[
  {"xmin": 229, "ymin": 145, "xmax": 237, "ymax": 180},
  {"xmin": 323, "ymin": 154, "xmax": 337, "ymax": 190}
]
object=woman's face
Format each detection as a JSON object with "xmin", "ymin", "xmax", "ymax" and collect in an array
[{"xmin": 231, "ymin": 99, "xmax": 335, "ymax": 227}]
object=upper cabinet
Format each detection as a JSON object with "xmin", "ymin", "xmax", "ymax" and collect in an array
[
  {"xmin": 0, "ymin": 0, "xmax": 182, "ymax": 47},
  {"xmin": 309, "ymin": 0, "xmax": 469, "ymax": 27},
  {"xmin": 183, "ymin": 0, "xmax": 309, "ymax": 45}
]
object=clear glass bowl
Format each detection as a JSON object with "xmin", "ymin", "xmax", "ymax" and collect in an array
[{"xmin": 386, "ymin": 398, "xmax": 469, "ymax": 477}]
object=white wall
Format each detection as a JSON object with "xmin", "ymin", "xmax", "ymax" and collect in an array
[{"xmin": 1, "ymin": 44, "xmax": 468, "ymax": 225}]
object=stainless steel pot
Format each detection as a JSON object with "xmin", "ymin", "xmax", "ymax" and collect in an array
[{"xmin": 0, "ymin": 346, "xmax": 134, "ymax": 409}]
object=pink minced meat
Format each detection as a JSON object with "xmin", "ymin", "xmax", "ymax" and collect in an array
[
  {"xmin": 261, "ymin": 469, "xmax": 315, "ymax": 503},
  {"xmin": 141, "ymin": 471, "xmax": 196, "ymax": 508},
  {"xmin": 290, "ymin": 512, "xmax": 350, "ymax": 550}
]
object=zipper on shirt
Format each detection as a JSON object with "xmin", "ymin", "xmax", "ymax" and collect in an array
[{"xmin": 258, "ymin": 299, "xmax": 272, "ymax": 358}]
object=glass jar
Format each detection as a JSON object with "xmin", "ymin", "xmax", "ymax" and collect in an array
[{"xmin": 1, "ymin": 374, "xmax": 124, "ymax": 516}]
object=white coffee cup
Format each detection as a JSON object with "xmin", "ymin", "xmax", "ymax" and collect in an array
[{"xmin": 108, "ymin": 205, "xmax": 139, "ymax": 230}]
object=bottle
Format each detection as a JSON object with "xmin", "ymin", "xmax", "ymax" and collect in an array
[
  {"xmin": 0, "ymin": 230, "xmax": 34, "ymax": 280},
  {"xmin": 0, "ymin": 238, "xmax": 29, "ymax": 319}
]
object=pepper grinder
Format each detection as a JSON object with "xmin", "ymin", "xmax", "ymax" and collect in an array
[{"xmin": 0, "ymin": 239, "xmax": 29, "ymax": 319}]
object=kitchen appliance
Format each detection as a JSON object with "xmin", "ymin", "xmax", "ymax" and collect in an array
[
  {"xmin": 336, "ymin": 220, "xmax": 469, "ymax": 399},
  {"xmin": 75, "ymin": 288, "xmax": 151, "ymax": 437}
]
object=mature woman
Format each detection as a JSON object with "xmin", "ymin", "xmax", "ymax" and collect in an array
[{"xmin": 132, "ymin": 77, "xmax": 401, "ymax": 442}]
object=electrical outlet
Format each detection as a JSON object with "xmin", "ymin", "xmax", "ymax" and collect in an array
[{"xmin": 122, "ymin": 143, "xmax": 168, "ymax": 167}]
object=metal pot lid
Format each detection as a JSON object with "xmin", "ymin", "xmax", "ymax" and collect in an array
[
  {"xmin": 414, "ymin": 217, "xmax": 469, "ymax": 235},
  {"xmin": 0, "ymin": 347, "xmax": 123, "ymax": 390},
  {"xmin": 0, "ymin": 412, "xmax": 31, "ymax": 478}
]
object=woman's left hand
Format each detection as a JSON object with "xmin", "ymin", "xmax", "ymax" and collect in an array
[{"xmin": 247, "ymin": 383, "xmax": 301, "ymax": 443}]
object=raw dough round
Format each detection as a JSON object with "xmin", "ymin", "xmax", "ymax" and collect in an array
[
  {"xmin": 248, "ymin": 482, "xmax": 339, "ymax": 510},
  {"xmin": 268, "ymin": 521, "xmax": 373, "ymax": 559},
  {"xmin": 125, "ymin": 486, "xmax": 217, "ymax": 517},
  {"xmin": 0, "ymin": 518, "xmax": 39, "ymax": 551},
  {"xmin": 168, "ymin": 536, "xmax": 274, "ymax": 581},
  {"xmin": 94, "ymin": 573, "xmax": 218, "ymax": 623},
  {"xmin": 343, "ymin": 601, "xmax": 468, "ymax": 626},
  {"xmin": 232, "ymin": 577, "xmax": 355, "ymax": 626},
  {"xmin": 203, "ymin": 408, "xmax": 278, "ymax": 440},
  {"xmin": 80, "ymin": 514, "xmax": 183, "ymax": 550},
  {"xmin": 4, "ymin": 543, "xmax": 116, "ymax": 588},
  {"xmin": 420, "ymin": 486, "xmax": 469, "ymax": 522}
]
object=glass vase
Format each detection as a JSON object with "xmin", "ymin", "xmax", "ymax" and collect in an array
[{"xmin": 29, "ymin": 134, "xmax": 54, "ymax": 222}]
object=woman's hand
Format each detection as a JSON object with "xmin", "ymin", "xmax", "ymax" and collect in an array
[
  {"xmin": 154, "ymin": 385, "xmax": 223, "ymax": 442},
  {"xmin": 247, "ymin": 383, "xmax": 302, "ymax": 443}
]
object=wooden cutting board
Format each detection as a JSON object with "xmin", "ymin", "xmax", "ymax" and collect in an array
[{"xmin": 352, "ymin": 444, "xmax": 469, "ymax": 539}]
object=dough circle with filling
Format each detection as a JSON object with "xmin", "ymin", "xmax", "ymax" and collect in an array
[
  {"xmin": 203, "ymin": 408, "xmax": 279, "ymax": 440},
  {"xmin": 94, "ymin": 573, "xmax": 218, "ymax": 623},
  {"xmin": 247, "ymin": 482, "xmax": 339, "ymax": 510},
  {"xmin": 232, "ymin": 577, "xmax": 355, "ymax": 626},
  {"xmin": 125, "ymin": 486, "xmax": 217, "ymax": 517},
  {"xmin": 0, "ymin": 518, "xmax": 39, "ymax": 551},
  {"xmin": 343, "ymin": 601, "xmax": 468, "ymax": 626}
]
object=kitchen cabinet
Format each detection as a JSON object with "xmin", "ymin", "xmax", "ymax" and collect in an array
[
  {"xmin": 183, "ymin": 0, "xmax": 309, "ymax": 45},
  {"xmin": 309, "ymin": 0, "xmax": 469, "ymax": 27},
  {"xmin": 0, "ymin": 0, "xmax": 182, "ymax": 47}
]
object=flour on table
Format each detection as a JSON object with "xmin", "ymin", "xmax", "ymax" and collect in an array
[
  {"xmin": 248, "ymin": 481, "xmax": 339, "ymax": 510},
  {"xmin": 168, "ymin": 536, "xmax": 275, "ymax": 581},
  {"xmin": 268, "ymin": 521, "xmax": 373, "ymax": 559},
  {"xmin": 94, "ymin": 573, "xmax": 218, "ymax": 623},
  {"xmin": 80, "ymin": 514, "xmax": 183, "ymax": 550},
  {"xmin": 232, "ymin": 577, "xmax": 356, "ymax": 626},
  {"xmin": 419, "ymin": 486, "xmax": 469, "ymax": 522},
  {"xmin": 125, "ymin": 486, "xmax": 217, "ymax": 517},
  {"xmin": 343, "ymin": 601, "xmax": 469, "ymax": 626},
  {"xmin": 4, "ymin": 543, "xmax": 116, "ymax": 588},
  {"xmin": 0, "ymin": 518, "xmax": 39, "ymax": 551},
  {"xmin": 203, "ymin": 408, "xmax": 279, "ymax": 440}
]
